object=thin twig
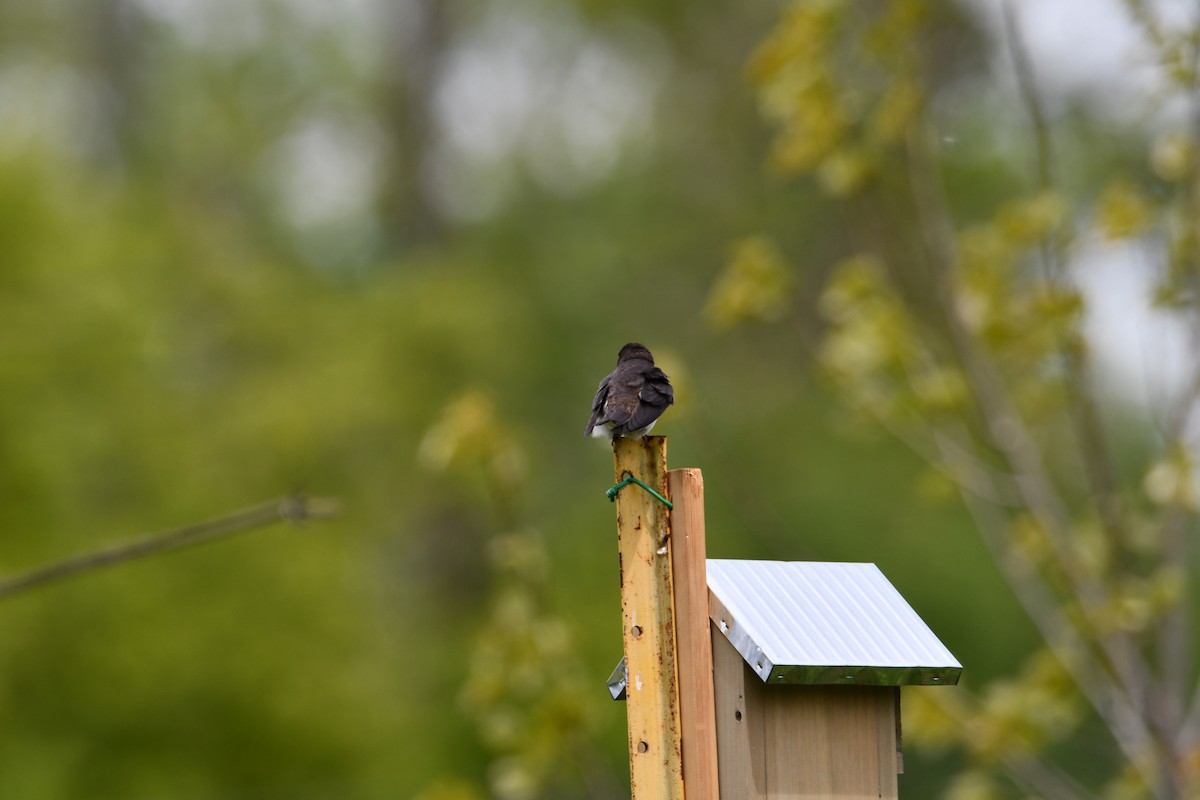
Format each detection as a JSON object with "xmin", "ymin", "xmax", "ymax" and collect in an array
[
  {"xmin": 1000, "ymin": 0, "xmax": 1054, "ymax": 193},
  {"xmin": 999, "ymin": 0, "xmax": 1129, "ymax": 547},
  {"xmin": 1177, "ymin": 640, "xmax": 1200, "ymax": 742},
  {"xmin": 1157, "ymin": 365, "xmax": 1199, "ymax": 761},
  {"xmin": 0, "ymin": 495, "xmax": 341, "ymax": 601},
  {"xmin": 1121, "ymin": 0, "xmax": 1167, "ymax": 48},
  {"xmin": 917, "ymin": 686, "xmax": 1101, "ymax": 800},
  {"xmin": 1002, "ymin": 754, "xmax": 1101, "ymax": 800},
  {"xmin": 951, "ymin": 478, "xmax": 1162, "ymax": 794}
]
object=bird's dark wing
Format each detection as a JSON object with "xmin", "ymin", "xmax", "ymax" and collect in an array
[
  {"xmin": 584, "ymin": 376, "xmax": 611, "ymax": 436},
  {"xmin": 603, "ymin": 390, "xmax": 641, "ymax": 430},
  {"xmin": 624, "ymin": 367, "xmax": 674, "ymax": 433},
  {"xmin": 639, "ymin": 368, "xmax": 673, "ymax": 405}
]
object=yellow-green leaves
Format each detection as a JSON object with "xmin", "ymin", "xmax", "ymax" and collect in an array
[
  {"xmin": 419, "ymin": 390, "xmax": 526, "ymax": 490},
  {"xmin": 1102, "ymin": 764, "xmax": 1152, "ymax": 800},
  {"xmin": 748, "ymin": 0, "xmax": 928, "ymax": 196},
  {"xmin": 1010, "ymin": 512, "xmax": 1051, "ymax": 566},
  {"xmin": 870, "ymin": 76, "xmax": 922, "ymax": 145},
  {"xmin": 752, "ymin": 2, "xmax": 850, "ymax": 179},
  {"xmin": 705, "ymin": 236, "xmax": 792, "ymax": 328},
  {"xmin": 970, "ymin": 649, "xmax": 1081, "ymax": 762},
  {"xmin": 1096, "ymin": 180, "xmax": 1154, "ymax": 240},
  {"xmin": 818, "ymin": 254, "xmax": 970, "ymax": 421},
  {"xmin": 815, "ymin": 146, "xmax": 874, "ymax": 196},
  {"xmin": 421, "ymin": 392, "xmax": 593, "ymax": 800},
  {"xmin": 1143, "ymin": 445, "xmax": 1197, "ymax": 509},
  {"xmin": 952, "ymin": 191, "xmax": 1081, "ymax": 376},
  {"xmin": 747, "ymin": 0, "xmax": 843, "ymax": 87},
  {"xmin": 996, "ymin": 189, "xmax": 1069, "ymax": 242},
  {"xmin": 819, "ymin": 254, "xmax": 915, "ymax": 380},
  {"xmin": 909, "ymin": 649, "xmax": 1082, "ymax": 788},
  {"xmin": 944, "ymin": 771, "xmax": 1003, "ymax": 800},
  {"xmin": 414, "ymin": 780, "xmax": 486, "ymax": 800},
  {"xmin": 1150, "ymin": 132, "xmax": 1196, "ymax": 183}
]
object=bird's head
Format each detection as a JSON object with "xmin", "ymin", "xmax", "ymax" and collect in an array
[{"xmin": 617, "ymin": 342, "xmax": 654, "ymax": 363}]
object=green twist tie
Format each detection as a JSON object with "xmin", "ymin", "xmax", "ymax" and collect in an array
[{"xmin": 606, "ymin": 474, "xmax": 673, "ymax": 509}]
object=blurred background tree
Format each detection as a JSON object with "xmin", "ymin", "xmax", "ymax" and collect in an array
[
  {"xmin": 0, "ymin": 0, "xmax": 1192, "ymax": 798},
  {"xmin": 710, "ymin": 0, "xmax": 1200, "ymax": 797}
]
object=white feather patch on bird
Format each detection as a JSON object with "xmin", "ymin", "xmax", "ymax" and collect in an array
[{"xmin": 591, "ymin": 420, "xmax": 656, "ymax": 440}]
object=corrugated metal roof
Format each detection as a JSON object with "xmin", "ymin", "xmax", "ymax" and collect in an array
[{"xmin": 707, "ymin": 559, "xmax": 962, "ymax": 686}]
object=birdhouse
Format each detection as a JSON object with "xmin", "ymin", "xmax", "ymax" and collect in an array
[
  {"xmin": 602, "ymin": 438, "xmax": 962, "ymax": 800},
  {"xmin": 706, "ymin": 559, "xmax": 962, "ymax": 799}
]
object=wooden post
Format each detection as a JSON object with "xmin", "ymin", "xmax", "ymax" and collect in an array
[
  {"xmin": 613, "ymin": 436, "xmax": 684, "ymax": 800},
  {"xmin": 668, "ymin": 468, "xmax": 720, "ymax": 798}
]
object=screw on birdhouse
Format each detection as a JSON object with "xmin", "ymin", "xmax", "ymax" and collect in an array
[{"xmin": 637, "ymin": 741, "xmax": 649, "ymax": 754}]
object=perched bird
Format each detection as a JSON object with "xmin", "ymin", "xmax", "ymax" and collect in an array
[{"xmin": 584, "ymin": 342, "xmax": 674, "ymax": 440}]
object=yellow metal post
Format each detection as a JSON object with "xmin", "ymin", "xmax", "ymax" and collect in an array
[{"xmin": 613, "ymin": 436, "xmax": 684, "ymax": 800}]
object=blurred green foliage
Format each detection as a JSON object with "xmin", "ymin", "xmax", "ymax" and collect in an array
[
  {"xmin": 723, "ymin": 0, "xmax": 1200, "ymax": 797},
  {"xmin": 2, "ymin": 0, "xmax": 1191, "ymax": 798}
]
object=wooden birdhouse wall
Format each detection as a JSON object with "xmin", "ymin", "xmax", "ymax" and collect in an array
[{"xmin": 711, "ymin": 627, "xmax": 901, "ymax": 800}]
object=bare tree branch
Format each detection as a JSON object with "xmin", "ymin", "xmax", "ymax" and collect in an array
[
  {"xmin": 999, "ymin": 0, "xmax": 1129, "ymax": 547},
  {"xmin": 946, "ymin": 445, "xmax": 1161, "ymax": 786},
  {"xmin": 902, "ymin": 38, "xmax": 1168, "ymax": 788},
  {"xmin": 1002, "ymin": 754, "xmax": 1101, "ymax": 800},
  {"xmin": 999, "ymin": 0, "xmax": 1054, "ymax": 194},
  {"xmin": 0, "ymin": 495, "xmax": 341, "ymax": 601},
  {"xmin": 1120, "ymin": 0, "xmax": 1168, "ymax": 48}
]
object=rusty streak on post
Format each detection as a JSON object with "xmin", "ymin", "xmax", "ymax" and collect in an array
[{"xmin": 613, "ymin": 436, "xmax": 684, "ymax": 800}]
